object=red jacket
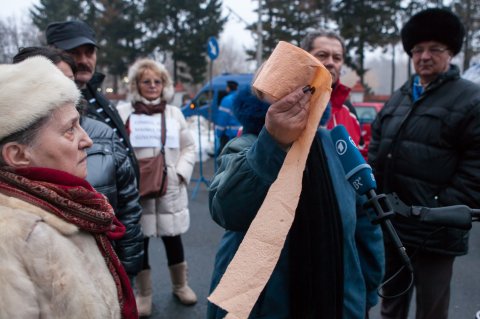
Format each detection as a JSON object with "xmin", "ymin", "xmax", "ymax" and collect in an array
[{"xmin": 326, "ymin": 81, "xmax": 361, "ymax": 146}]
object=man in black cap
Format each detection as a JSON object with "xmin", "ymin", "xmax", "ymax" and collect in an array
[
  {"xmin": 368, "ymin": 8, "xmax": 480, "ymax": 319},
  {"xmin": 214, "ymin": 80, "xmax": 242, "ymax": 155},
  {"xmin": 46, "ymin": 20, "xmax": 139, "ymax": 181}
]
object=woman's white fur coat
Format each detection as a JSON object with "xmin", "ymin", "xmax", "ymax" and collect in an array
[{"xmin": 0, "ymin": 193, "xmax": 121, "ymax": 318}]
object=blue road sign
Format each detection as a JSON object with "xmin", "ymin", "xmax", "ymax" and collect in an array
[{"xmin": 207, "ymin": 36, "xmax": 219, "ymax": 60}]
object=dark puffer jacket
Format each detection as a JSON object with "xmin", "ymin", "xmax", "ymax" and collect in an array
[
  {"xmin": 82, "ymin": 73, "xmax": 139, "ymax": 183},
  {"xmin": 81, "ymin": 117, "xmax": 144, "ymax": 275},
  {"xmin": 368, "ymin": 65, "xmax": 480, "ymax": 256}
]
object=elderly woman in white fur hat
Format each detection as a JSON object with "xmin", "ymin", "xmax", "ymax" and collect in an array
[
  {"xmin": 117, "ymin": 58, "xmax": 197, "ymax": 315},
  {"xmin": 0, "ymin": 57, "xmax": 138, "ymax": 318}
]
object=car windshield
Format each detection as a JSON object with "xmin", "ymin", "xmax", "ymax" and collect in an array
[{"xmin": 355, "ymin": 106, "xmax": 377, "ymax": 124}]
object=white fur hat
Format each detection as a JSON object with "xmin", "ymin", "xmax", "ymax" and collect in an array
[
  {"xmin": 127, "ymin": 58, "xmax": 174, "ymax": 103},
  {"xmin": 0, "ymin": 56, "xmax": 80, "ymax": 140}
]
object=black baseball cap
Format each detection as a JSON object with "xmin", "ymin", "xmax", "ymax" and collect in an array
[{"xmin": 46, "ymin": 20, "xmax": 97, "ymax": 50}]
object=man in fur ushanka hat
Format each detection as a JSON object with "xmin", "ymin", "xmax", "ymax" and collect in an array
[
  {"xmin": 401, "ymin": 8, "xmax": 465, "ymax": 58},
  {"xmin": 369, "ymin": 8, "xmax": 480, "ymax": 319}
]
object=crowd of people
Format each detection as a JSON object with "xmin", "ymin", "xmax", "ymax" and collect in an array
[{"xmin": 0, "ymin": 6, "xmax": 479, "ymax": 319}]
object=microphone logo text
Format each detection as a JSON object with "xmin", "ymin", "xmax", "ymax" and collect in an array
[
  {"xmin": 352, "ymin": 177, "xmax": 363, "ymax": 190},
  {"xmin": 335, "ymin": 139, "xmax": 348, "ymax": 155}
]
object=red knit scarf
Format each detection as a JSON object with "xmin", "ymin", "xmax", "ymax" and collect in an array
[{"xmin": 0, "ymin": 167, "xmax": 138, "ymax": 319}]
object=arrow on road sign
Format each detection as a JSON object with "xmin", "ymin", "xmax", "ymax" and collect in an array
[{"xmin": 207, "ymin": 36, "xmax": 219, "ymax": 60}]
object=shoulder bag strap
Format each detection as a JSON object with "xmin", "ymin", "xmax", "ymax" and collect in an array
[{"xmin": 161, "ymin": 111, "xmax": 166, "ymax": 147}]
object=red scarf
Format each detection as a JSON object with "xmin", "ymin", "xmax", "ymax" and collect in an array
[
  {"xmin": 0, "ymin": 167, "xmax": 138, "ymax": 319},
  {"xmin": 330, "ymin": 80, "xmax": 351, "ymax": 112}
]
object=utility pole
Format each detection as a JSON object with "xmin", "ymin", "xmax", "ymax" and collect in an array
[{"xmin": 256, "ymin": 0, "xmax": 263, "ymax": 68}]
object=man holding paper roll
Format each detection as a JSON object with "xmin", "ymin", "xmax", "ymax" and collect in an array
[{"xmin": 208, "ymin": 80, "xmax": 384, "ymax": 318}]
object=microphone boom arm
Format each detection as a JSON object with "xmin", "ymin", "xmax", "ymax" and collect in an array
[
  {"xmin": 364, "ymin": 190, "xmax": 413, "ymax": 272},
  {"xmin": 386, "ymin": 193, "xmax": 476, "ymax": 231}
]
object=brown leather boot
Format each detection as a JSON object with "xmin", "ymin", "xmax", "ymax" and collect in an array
[
  {"xmin": 135, "ymin": 269, "xmax": 152, "ymax": 316},
  {"xmin": 169, "ymin": 261, "xmax": 197, "ymax": 305}
]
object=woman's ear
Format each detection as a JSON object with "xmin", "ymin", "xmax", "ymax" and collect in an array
[{"xmin": 1, "ymin": 142, "xmax": 32, "ymax": 168}]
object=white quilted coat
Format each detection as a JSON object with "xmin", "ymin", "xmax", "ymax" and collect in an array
[{"xmin": 117, "ymin": 102, "xmax": 196, "ymax": 237}]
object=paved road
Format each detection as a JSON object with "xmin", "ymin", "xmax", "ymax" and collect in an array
[
  {"xmin": 370, "ymin": 223, "xmax": 480, "ymax": 319},
  {"xmin": 146, "ymin": 158, "xmax": 480, "ymax": 319},
  {"xmin": 145, "ymin": 158, "xmax": 222, "ymax": 319}
]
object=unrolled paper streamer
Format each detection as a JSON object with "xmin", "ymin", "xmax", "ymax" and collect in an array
[{"xmin": 208, "ymin": 41, "xmax": 332, "ymax": 319}]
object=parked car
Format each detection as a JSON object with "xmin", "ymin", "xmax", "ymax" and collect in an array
[
  {"xmin": 181, "ymin": 73, "xmax": 253, "ymax": 124},
  {"xmin": 352, "ymin": 102, "xmax": 384, "ymax": 158}
]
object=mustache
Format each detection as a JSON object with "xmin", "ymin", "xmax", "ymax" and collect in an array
[
  {"xmin": 418, "ymin": 62, "xmax": 433, "ymax": 67},
  {"xmin": 77, "ymin": 63, "xmax": 92, "ymax": 73}
]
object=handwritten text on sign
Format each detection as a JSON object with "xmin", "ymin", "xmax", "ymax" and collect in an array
[
  {"xmin": 129, "ymin": 114, "xmax": 180, "ymax": 148},
  {"xmin": 130, "ymin": 114, "xmax": 162, "ymax": 147}
]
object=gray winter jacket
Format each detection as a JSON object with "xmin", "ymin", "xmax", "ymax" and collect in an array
[{"xmin": 82, "ymin": 117, "xmax": 144, "ymax": 275}]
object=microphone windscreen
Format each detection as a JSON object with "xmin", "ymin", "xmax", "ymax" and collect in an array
[{"xmin": 330, "ymin": 125, "xmax": 376, "ymax": 195}]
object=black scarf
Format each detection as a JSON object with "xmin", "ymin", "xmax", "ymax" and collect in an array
[{"xmin": 289, "ymin": 135, "xmax": 344, "ymax": 318}]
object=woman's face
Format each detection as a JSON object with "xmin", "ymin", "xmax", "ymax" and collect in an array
[
  {"xmin": 138, "ymin": 69, "xmax": 163, "ymax": 101},
  {"xmin": 27, "ymin": 104, "xmax": 93, "ymax": 178}
]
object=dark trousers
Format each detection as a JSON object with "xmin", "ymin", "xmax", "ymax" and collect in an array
[
  {"xmin": 142, "ymin": 235, "xmax": 185, "ymax": 269},
  {"xmin": 381, "ymin": 243, "xmax": 455, "ymax": 319}
]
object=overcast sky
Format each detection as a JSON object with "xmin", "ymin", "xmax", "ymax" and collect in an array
[{"xmin": 0, "ymin": 0, "xmax": 258, "ymax": 48}]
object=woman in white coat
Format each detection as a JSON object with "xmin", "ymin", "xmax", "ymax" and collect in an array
[{"xmin": 117, "ymin": 58, "xmax": 197, "ymax": 315}]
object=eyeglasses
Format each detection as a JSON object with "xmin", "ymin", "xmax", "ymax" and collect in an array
[
  {"xmin": 140, "ymin": 79, "xmax": 162, "ymax": 86},
  {"xmin": 410, "ymin": 46, "xmax": 449, "ymax": 56}
]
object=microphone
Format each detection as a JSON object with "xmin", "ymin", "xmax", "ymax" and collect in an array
[{"xmin": 330, "ymin": 125, "xmax": 413, "ymax": 272}]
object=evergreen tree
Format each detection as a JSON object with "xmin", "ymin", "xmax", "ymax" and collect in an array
[
  {"xmin": 332, "ymin": 0, "xmax": 400, "ymax": 88},
  {"xmin": 314, "ymin": 0, "xmax": 335, "ymax": 28},
  {"xmin": 30, "ymin": 0, "xmax": 84, "ymax": 31},
  {"xmin": 247, "ymin": 0, "xmax": 323, "ymax": 62},
  {"xmin": 95, "ymin": 0, "xmax": 144, "ymax": 89},
  {"xmin": 142, "ymin": 0, "xmax": 226, "ymax": 85}
]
